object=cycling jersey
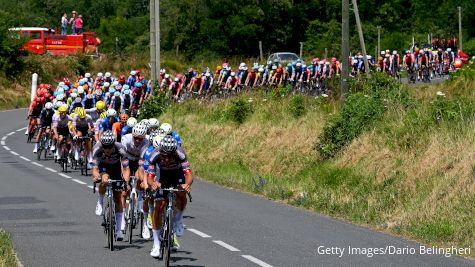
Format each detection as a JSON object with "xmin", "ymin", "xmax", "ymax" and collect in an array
[
  {"xmin": 99, "ymin": 117, "xmax": 118, "ymax": 132},
  {"xmin": 110, "ymin": 96, "xmax": 123, "ymax": 112},
  {"xmin": 82, "ymin": 98, "xmax": 95, "ymax": 109},
  {"xmin": 121, "ymin": 125, "xmax": 132, "ymax": 136},
  {"xmin": 140, "ymin": 145, "xmax": 155, "ymax": 171},
  {"xmin": 29, "ymin": 102, "xmax": 43, "ymax": 117},
  {"xmin": 171, "ymin": 132, "xmax": 182, "ymax": 147},
  {"xmin": 92, "ymin": 142, "xmax": 129, "ymax": 180},
  {"xmin": 112, "ymin": 122, "xmax": 124, "ymax": 142},
  {"xmin": 146, "ymin": 146, "xmax": 190, "ymax": 187},
  {"xmin": 52, "ymin": 113, "xmax": 73, "ymax": 129},
  {"xmin": 120, "ymin": 133, "xmax": 150, "ymax": 162},
  {"xmin": 72, "ymin": 115, "xmax": 94, "ymax": 134},
  {"xmin": 39, "ymin": 109, "xmax": 54, "ymax": 128}
]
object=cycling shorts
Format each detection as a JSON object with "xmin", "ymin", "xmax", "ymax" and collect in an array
[
  {"xmin": 57, "ymin": 126, "xmax": 70, "ymax": 137},
  {"xmin": 154, "ymin": 168, "xmax": 185, "ymax": 200}
]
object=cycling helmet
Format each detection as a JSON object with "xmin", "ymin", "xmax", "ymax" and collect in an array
[
  {"xmin": 45, "ymin": 102, "xmax": 53, "ymax": 110},
  {"xmin": 100, "ymin": 112, "xmax": 107, "ymax": 119},
  {"xmin": 127, "ymin": 117, "xmax": 137, "ymax": 128},
  {"xmin": 106, "ymin": 109, "xmax": 117, "ymax": 118},
  {"xmin": 205, "ymin": 72, "xmax": 211, "ymax": 77},
  {"xmin": 165, "ymin": 74, "xmax": 170, "ymax": 79},
  {"xmin": 135, "ymin": 82, "xmax": 143, "ymax": 88},
  {"xmin": 56, "ymin": 94, "xmax": 64, "ymax": 101},
  {"xmin": 59, "ymin": 82, "xmax": 65, "ymax": 87},
  {"xmin": 78, "ymin": 80, "xmax": 85, "ymax": 86},
  {"xmin": 174, "ymin": 78, "xmax": 179, "ymax": 82},
  {"xmin": 124, "ymin": 89, "xmax": 130, "ymax": 95},
  {"xmin": 76, "ymin": 108, "xmax": 86, "ymax": 119},
  {"xmin": 352, "ymin": 59, "xmax": 358, "ymax": 64},
  {"xmin": 58, "ymin": 105, "xmax": 68, "ymax": 113},
  {"xmin": 447, "ymin": 48, "xmax": 452, "ymax": 52},
  {"xmin": 296, "ymin": 62, "xmax": 302, "ymax": 67},
  {"xmin": 258, "ymin": 67, "xmax": 264, "ymax": 72},
  {"xmin": 140, "ymin": 119, "xmax": 149, "ymax": 125},
  {"xmin": 130, "ymin": 70, "xmax": 137, "ymax": 76},
  {"xmin": 100, "ymin": 130, "xmax": 115, "ymax": 146},
  {"xmin": 160, "ymin": 135, "xmax": 177, "ymax": 153},
  {"xmin": 96, "ymin": 100, "xmax": 105, "ymax": 110},
  {"xmin": 119, "ymin": 113, "xmax": 129, "ymax": 123},
  {"xmin": 55, "ymin": 101, "xmax": 64, "ymax": 109},
  {"xmin": 132, "ymin": 124, "xmax": 147, "ymax": 137},
  {"xmin": 77, "ymin": 86, "xmax": 84, "ymax": 94},
  {"xmin": 149, "ymin": 131, "xmax": 161, "ymax": 144},
  {"xmin": 152, "ymin": 134, "xmax": 165, "ymax": 148},
  {"xmin": 85, "ymin": 73, "xmax": 91, "ymax": 78},
  {"xmin": 109, "ymin": 88, "xmax": 116, "ymax": 94},
  {"xmin": 105, "ymin": 72, "xmax": 111, "ymax": 78},
  {"xmin": 114, "ymin": 91, "xmax": 120, "ymax": 97},
  {"xmin": 148, "ymin": 118, "xmax": 160, "ymax": 129},
  {"xmin": 230, "ymin": 72, "xmax": 236, "ymax": 77},
  {"xmin": 103, "ymin": 82, "xmax": 110, "ymax": 88},
  {"xmin": 159, "ymin": 123, "xmax": 172, "ymax": 135},
  {"xmin": 272, "ymin": 65, "xmax": 277, "ymax": 70},
  {"xmin": 97, "ymin": 72, "xmax": 103, "ymax": 77},
  {"xmin": 86, "ymin": 93, "xmax": 94, "ymax": 99},
  {"xmin": 70, "ymin": 92, "xmax": 78, "ymax": 98}
]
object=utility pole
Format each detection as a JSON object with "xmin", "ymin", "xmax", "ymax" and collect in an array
[
  {"xmin": 299, "ymin": 42, "xmax": 304, "ymax": 58},
  {"xmin": 377, "ymin": 26, "xmax": 381, "ymax": 54},
  {"xmin": 259, "ymin": 41, "xmax": 263, "ymax": 62},
  {"xmin": 458, "ymin": 6, "xmax": 462, "ymax": 50},
  {"xmin": 150, "ymin": 0, "xmax": 156, "ymax": 84},
  {"xmin": 352, "ymin": 0, "xmax": 369, "ymax": 75},
  {"xmin": 341, "ymin": 0, "xmax": 349, "ymax": 105},
  {"xmin": 155, "ymin": 0, "xmax": 160, "ymax": 84}
]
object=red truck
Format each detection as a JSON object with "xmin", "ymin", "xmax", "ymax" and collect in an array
[{"xmin": 9, "ymin": 27, "xmax": 101, "ymax": 56}]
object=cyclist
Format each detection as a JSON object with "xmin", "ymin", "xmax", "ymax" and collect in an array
[
  {"xmin": 199, "ymin": 72, "xmax": 213, "ymax": 96},
  {"xmin": 148, "ymin": 118, "xmax": 160, "ymax": 133},
  {"xmin": 121, "ymin": 117, "xmax": 137, "ymax": 137},
  {"xmin": 159, "ymin": 123, "xmax": 182, "ymax": 147},
  {"xmin": 71, "ymin": 107, "xmax": 94, "ymax": 167},
  {"xmin": 146, "ymin": 135, "xmax": 193, "ymax": 258},
  {"xmin": 33, "ymin": 102, "xmax": 55, "ymax": 153},
  {"xmin": 112, "ymin": 113, "xmax": 129, "ymax": 143},
  {"xmin": 92, "ymin": 130, "xmax": 131, "ymax": 241},
  {"xmin": 224, "ymin": 72, "xmax": 238, "ymax": 91},
  {"xmin": 52, "ymin": 104, "xmax": 73, "ymax": 160},
  {"xmin": 26, "ymin": 96, "xmax": 43, "ymax": 137},
  {"xmin": 99, "ymin": 109, "xmax": 119, "ymax": 138}
]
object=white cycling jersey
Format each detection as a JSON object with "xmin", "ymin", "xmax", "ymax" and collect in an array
[
  {"xmin": 52, "ymin": 113, "xmax": 73, "ymax": 129},
  {"xmin": 120, "ymin": 133, "xmax": 150, "ymax": 161}
]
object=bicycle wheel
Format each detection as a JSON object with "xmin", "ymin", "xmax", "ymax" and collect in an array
[
  {"xmin": 128, "ymin": 196, "xmax": 135, "ymax": 244},
  {"xmin": 164, "ymin": 209, "xmax": 173, "ymax": 267},
  {"xmin": 103, "ymin": 199, "xmax": 110, "ymax": 248},
  {"xmin": 108, "ymin": 196, "xmax": 114, "ymax": 251},
  {"xmin": 37, "ymin": 143, "xmax": 42, "ymax": 161},
  {"xmin": 62, "ymin": 148, "xmax": 68, "ymax": 173}
]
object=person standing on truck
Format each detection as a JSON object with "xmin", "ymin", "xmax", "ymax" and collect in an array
[
  {"xmin": 69, "ymin": 11, "xmax": 77, "ymax": 34},
  {"xmin": 75, "ymin": 15, "xmax": 83, "ymax": 35},
  {"xmin": 61, "ymin": 13, "xmax": 68, "ymax": 35}
]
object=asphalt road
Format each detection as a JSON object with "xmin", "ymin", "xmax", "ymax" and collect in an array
[{"xmin": 0, "ymin": 108, "xmax": 473, "ymax": 267}]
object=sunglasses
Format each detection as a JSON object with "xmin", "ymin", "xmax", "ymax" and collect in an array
[{"xmin": 103, "ymin": 144, "xmax": 114, "ymax": 150}]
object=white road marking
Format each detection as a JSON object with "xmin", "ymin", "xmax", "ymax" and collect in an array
[
  {"xmin": 72, "ymin": 179, "xmax": 86, "ymax": 185},
  {"xmin": 58, "ymin": 173, "xmax": 72, "ymax": 179},
  {"xmin": 31, "ymin": 162, "xmax": 43, "ymax": 167},
  {"xmin": 212, "ymin": 240, "xmax": 240, "ymax": 252},
  {"xmin": 87, "ymin": 185, "xmax": 94, "ymax": 189},
  {"xmin": 241, "ymin": 255, "xmax": 273, "ymax": 267},
  {"xmin": 3, "ymin": 146, "xmax": 10, "ymax": 151},
  {"xmin": 44, "ymin": 167, "xmax": 57, "ymax": 173},
  {"xmin": 10, "ymin": 151, "xmax": 19, "ymax": 156},
  {"xmin": 1, "ymin": 136, "xmax": 6, "ymax": 141},
  {"xmin": 19, "ymin": 156, "xmax": 31, "ymax": 162},
  {"xmin": 187, "ymin": 228, "xmax": 211, "ymax": 238},
  {"xmin": 17, "ymin": 128, "xmax": 27, "ymax": 132},
  {"xmin": 7, "ymin": 132, "xmax": 15, "ymax": 136},
  {"xmin": 0, "ymin": 141, "xmax": 4, "ymax": 145}
]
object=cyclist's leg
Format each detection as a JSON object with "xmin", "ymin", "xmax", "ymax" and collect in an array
[{"xmin": 151, "ymin": 197, "xmax": 166, "ymax": 254}]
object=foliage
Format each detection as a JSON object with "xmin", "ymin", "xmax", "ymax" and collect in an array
[
  {"xmin": 227, "ymin": 98, "xmax": 253, "ymax": 124},
  {"xmin": 0, "ymin": 11, "xmax": 27, "ymax": 78},
  {"xmin": 138, "ymin": 93, "xmax": 170, "ymax": 120},
  {"xmin": 289, "ymin": 95, "xmax": 306, "ymax": 118}
]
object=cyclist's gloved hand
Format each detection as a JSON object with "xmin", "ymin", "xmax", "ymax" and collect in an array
[
  {"xmin": 73, "ymin": 135, "xmax": 78, "ymax": 140},
  {"xmin": 93, "ymin": 175, "xmax": 101, "ymax": 182},
  {"xmin": 180, "ymin": 183, "xmax": 191, "ymax": 193},
  {"xmin": 151, "ymin": 181, "xmax": 161, "ymax": 191}
]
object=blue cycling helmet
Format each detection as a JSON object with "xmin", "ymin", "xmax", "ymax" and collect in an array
[
  {"xmin": 135, "ymin": 82, "xmax": 142, "ymax": 88},
  {"xmin": 79, "ymin": 80, "xmax": 85, "ymax": 86}
]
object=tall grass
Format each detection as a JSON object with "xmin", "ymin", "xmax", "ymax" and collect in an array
[{"xmin": 0, "ymin": 229, "xmax": 17, "ymax": 267}]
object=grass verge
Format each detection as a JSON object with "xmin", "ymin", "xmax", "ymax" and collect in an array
[{"xmin": 0, "ymin": 229, "xmax": 17, "ymax": 267}]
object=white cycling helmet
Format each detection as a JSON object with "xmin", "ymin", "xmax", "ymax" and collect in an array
[
  {"xmin": 127, "ymin": 117, "xmax": 137, "ymax": 128},
  {"xmin": 100, "ymin": 130, "xmax": 115, "ymax": 146},
  {"xmin": 149, "ymin": 130, "xmax": 160, "ymax": 144},
  {"xmin": 160, "ymin": 135, "xmax": 177, "ymax": 153},
  {"xmin": 130, "ymin": 70, "xmax": 137, "ymax": 76},
  {"xmin": 103, "ymin": 82, "xmax": 110, "ymax": 88},
  {"xmin": 159, "ymin": 123, "xmax": 172, "ymax": 135},
  {"xmin": 140, "ymin": 119, "xmax": 149, "ymax": 126},
  {"xmin": 132, "ymin": 124, "xmax": 148, "ymax": 137},
  {"xmin": 55, "ymin": 101, "xmax": 64, "ymax": 109},
  {"xmin": 77, "ymin": 86, "xmax": 84, "ymax": 94},
  {"xmin": 174, "ymin": 78, "xmax": 179, "ymax": 82},
  {"xmin": 148, "ymin": 118, "xmax": 160, "ymax": 129},
  {"xmin": 112, "ymin": 81, "xmax": 119, "ymax": 86},
  {"xmin": 106, "ymin": 108, "xmax": 117, "ymax": 118},
  {"xmin": 258, "ymin": 67, "xmax": 264, "ymax": 72},
  {"xmin": 59, "ymin": 82, "xmax": 65, "ymax": 87},
  {"xmin": 85, "ymin": 73, "xmax": 91, "ymax": 78},
  {"xmin": 56, "ymin": 94, "xmax": 64, "ymax": 101},
  {"xmin": 70, "ymin": 93, "xmax": 78, "ymax": 98},
  {"xmin": 97, "ymin": 72, "xmax": 103, "ymax": 77},
  {"xmin": 152, "ymin": 134, "xmax": 165, "ymax": 148},
  {"xmin": 45, "ymin": 102, "xmax": 53, "ymax": 110},
  {"xmin": 165, "ymin": 74, "xmax": 170, "ymax": 79},
  {"xmin": 230, "ymin": 72, "xmax": 236, "ymax": 77},
  {"xmin": 105, "ymin": 72, "xmax": 111, "ymax": 78}
]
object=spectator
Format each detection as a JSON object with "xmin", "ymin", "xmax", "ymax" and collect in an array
[
  {"xmin": 75, "ymin": 15, "xmax": 83, "ymax": 35},
  {"xmin": 69, "ymin": 11, "xmax": 77, "ymax": 34},
  {"xmin": 61, "ymin": 13, "xmax": 68, "ymax": 35}
]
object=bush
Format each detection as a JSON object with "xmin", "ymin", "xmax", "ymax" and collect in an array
[
  {"xmin": 289, "ymin": 95, "xmax": 306, "ymax": 118},
  {"xmin": 227, "ymin": 98, "xmax": 253, "ymax": 124},
  {"xmin": 138, "ymin": 93, "xmax": 170, "ymax": 120},
  {"xmin": 316, "ymin": 93, "xmax": 385, "ymax": 158}
]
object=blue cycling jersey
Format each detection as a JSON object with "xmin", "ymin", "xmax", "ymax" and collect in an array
[
  {"xmin": 99, "ymin": 117, "xmax": 118, "ymax": 132},
  {"xmin": 121, "ymin": 125, "xmax": 132, "ymax": 136},
  {"xmin": 172, "ymin": 132, "xmax": 182, "ymax": 147},
  {"xmin": 142, "ymin": 145, "xmax": 155, "ymax": 171}
]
